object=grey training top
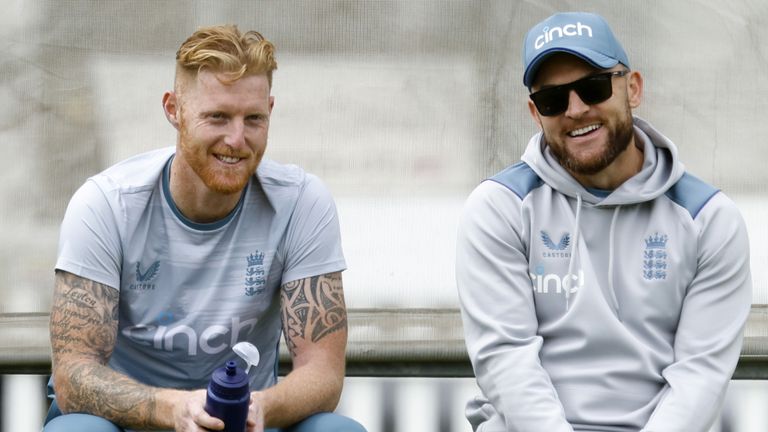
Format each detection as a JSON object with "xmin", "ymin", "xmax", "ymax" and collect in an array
[
  {"xmin": 457, "ymin": 117, "xmax": 752, "ymax": 431},
  {"xmin": 56, "ymin": 147, "xmax": 346, "ymax": 391}
]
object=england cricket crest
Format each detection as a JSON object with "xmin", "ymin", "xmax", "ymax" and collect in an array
[
  {"xmin": 643, "ymin": 233, "xmax": 668, "ymax": 281},
  {"xmin": 244, "ymin": 251, "xmax": 266, "ymax": 296}
]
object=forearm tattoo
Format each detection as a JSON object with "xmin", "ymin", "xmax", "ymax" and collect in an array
[
  {"xmin": 281, "ymin": 272, "xmax": 347, "ymax": 356},
  {"xmin": 50, "ymin": 271, "xmax": 158, "ymax": 428}
]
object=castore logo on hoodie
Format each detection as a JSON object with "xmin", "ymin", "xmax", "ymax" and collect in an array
[{"xmin": 541, "ymin": 231, "xmax": 571, "ymax": 258}]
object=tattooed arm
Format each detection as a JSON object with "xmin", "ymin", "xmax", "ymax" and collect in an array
[
  {"xmin": 252, "ymin": 271, "xmax": 348, "ymax": 428},
  {"xmin": 50, "ymin": 270, "xmax": 224, "ymax": 431}
]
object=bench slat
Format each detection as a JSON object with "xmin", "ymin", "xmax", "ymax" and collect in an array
[{"xmin": 3, "ymin": 308, "xmax": 767, "ymax": 378}]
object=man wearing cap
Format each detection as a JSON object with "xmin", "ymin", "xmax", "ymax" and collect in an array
[{"xmin": 457, "ymin": 12, "xmax": 751, "ymax": 432}]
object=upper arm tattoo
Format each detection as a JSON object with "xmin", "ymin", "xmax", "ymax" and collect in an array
[
  {"xmin": 49, "ymin": 271, "xmax": 160, "ymax": 427},
  {"xmin": 50, "ymin": 270, "xmax": 119, "ymax": 362},
  {"xmin": 280, "ymin": 272, "xmax": 347, "ymax": 356}
]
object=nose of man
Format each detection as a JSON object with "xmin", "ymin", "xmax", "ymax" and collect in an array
[
  {"xmin": 223, "ymin": 120, "xmax": 247, "ymax": 148},
  {"xmin": 565, "ymin": 89, "xmax": 590, "ymax": 118}
]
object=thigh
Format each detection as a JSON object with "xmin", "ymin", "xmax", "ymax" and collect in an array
[
  {"xmin": 43, "ymin": 413, "xmax": 124, "ymax": 432},
  {"xmin": 284, "ymin": 412, "xmax": 367, "ymax": 432},
  {"xmin": 43, "ymin": 399, "xmax": 124, "ymax": 432}
]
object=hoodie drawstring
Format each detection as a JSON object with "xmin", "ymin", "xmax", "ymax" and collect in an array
[
  {"xmin": 565, "ymin": 194, "xmax": 582, "ymax": 310},
  {"xmin": 607, "ymin": 206, "xmax": 622, "ymax": 320},
  {"xmin": 564, "ymin": 196, "xmax": 623, "ymax": 318}
]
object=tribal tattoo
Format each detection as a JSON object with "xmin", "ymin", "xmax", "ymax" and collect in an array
[{"xmin": 280, "ymin": 272, "xmax": 347, "ymax": 356}]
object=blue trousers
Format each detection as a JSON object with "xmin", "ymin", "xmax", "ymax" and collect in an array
[{"xmin": 43, "ymin": 398, "xmax": 367, "ymax": 432}]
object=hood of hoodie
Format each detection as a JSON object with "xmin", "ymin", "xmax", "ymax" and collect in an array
[{"xmin": 521, "ymin": 116, "xmax": 685, "ymax": 206}]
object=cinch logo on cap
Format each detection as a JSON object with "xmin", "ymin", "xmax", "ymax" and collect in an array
[{"xmin": 534, "ymin": 22, "xmax": 593, "ymax": 50}]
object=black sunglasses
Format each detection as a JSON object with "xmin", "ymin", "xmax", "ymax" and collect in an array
[{"xmin": 529, "ymin": 70, "xmax": 629, "ymax": 117}]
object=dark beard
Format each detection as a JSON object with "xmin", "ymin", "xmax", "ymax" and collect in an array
[{"xmin": 544, "ymin": 110, "xmax": 635, "ymax": 176}]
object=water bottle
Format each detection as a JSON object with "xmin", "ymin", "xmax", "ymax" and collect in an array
[{"xmin": 205, "ymin": 360, "xmax": 250, "ymax": 432}]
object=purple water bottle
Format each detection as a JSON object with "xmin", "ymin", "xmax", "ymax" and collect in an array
[{"xmin": 205, "ymin": 360, "xmax": 250, "ymax": 432}]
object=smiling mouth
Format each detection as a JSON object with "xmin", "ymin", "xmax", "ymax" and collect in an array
[
  {"xmin": 568, "ymin": 123, "xmax": 601, "ymax": 137},
  {"xmin": 215, "ymin": 154, "xmax": 242, "ymax": 164}
]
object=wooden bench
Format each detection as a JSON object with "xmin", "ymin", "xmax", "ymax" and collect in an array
[{"xmin": 2, "ymin": 307, "xmax": 767, "ymax": 378}]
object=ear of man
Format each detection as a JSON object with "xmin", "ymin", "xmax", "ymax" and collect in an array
[{"xmin": 162, "ymin": 91, "xmax": 181, "ymax": 130}]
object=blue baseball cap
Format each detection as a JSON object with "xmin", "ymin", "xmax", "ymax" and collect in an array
[{"xmin": 522, "ymin": 12, "xmax": 630, "ymax": 88}]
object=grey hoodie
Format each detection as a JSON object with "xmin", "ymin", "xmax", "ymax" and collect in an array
[{"xmin": 456, "ymin": 117, "xmax": 752, "ymax": 432}]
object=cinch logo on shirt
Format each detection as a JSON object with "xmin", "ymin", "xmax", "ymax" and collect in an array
[
  {"xmin": 121, "ymin": 316, "xmax": 258, "ymax": 356},
  {"xmin": 530, "ymin": 264, "xmax": 584, "ymax": 294},
  {"xmin": 534, "ymin": 22, "xmax": 593, "ymax": 50},
  {"xmin": 129, "ymin": 261, "xmax": 160, "ymax": 291}
]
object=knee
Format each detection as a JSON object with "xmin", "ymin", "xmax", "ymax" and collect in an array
[
  {"xmin": 43, "ymin": 413, "xmax": 124, "ymax": 432},
  {"xmin": 332, "ymin": 415, "xmax": 367, "ymax": 432},
  {"xmin": 291, "ymin": 412, "xmax": 367, "ymax": 432}
]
